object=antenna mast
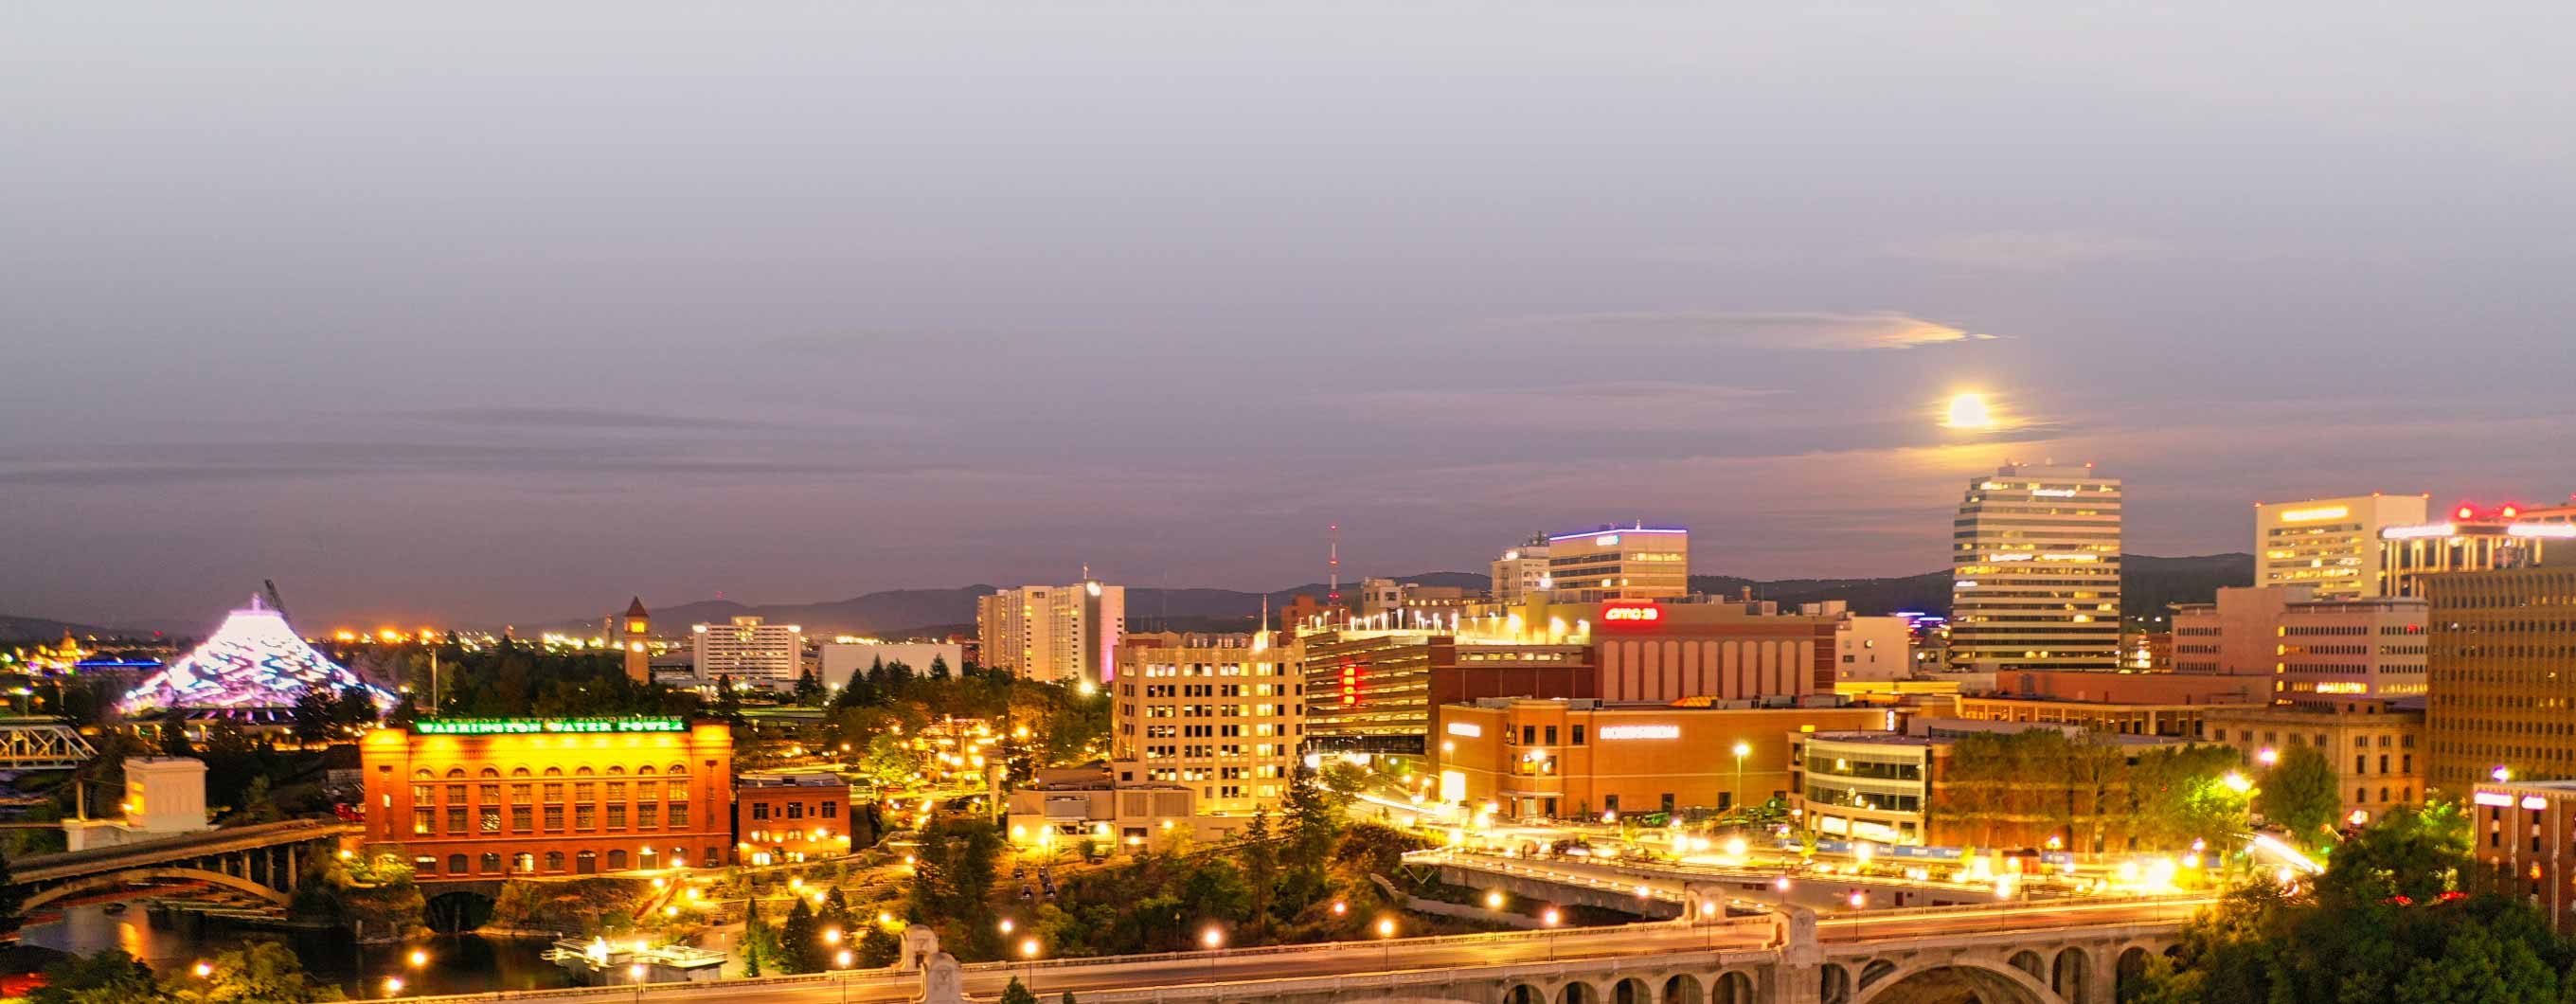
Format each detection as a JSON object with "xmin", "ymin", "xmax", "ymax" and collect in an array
[{"xmin": 1327, "ymin": 524, "xmax": 1341, "ymax": 625}]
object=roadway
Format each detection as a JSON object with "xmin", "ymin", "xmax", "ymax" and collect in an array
[
  {"xmin": 12, "ymin": 818, "xmax": 354, "ymax": 882},
  {"xmin": 397, "ymin": 896, "xmax": 2207, "ymax": 1004}
]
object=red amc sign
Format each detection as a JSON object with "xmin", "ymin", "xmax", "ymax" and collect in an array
[{"xmin": 1600, "ymin": 602, "xmax": 1662, "ymax": 625}]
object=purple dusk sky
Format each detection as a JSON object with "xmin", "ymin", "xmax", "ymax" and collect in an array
[{"xmin": 6, "ymin": 5, "xmax": 2573, "ymax": 628}]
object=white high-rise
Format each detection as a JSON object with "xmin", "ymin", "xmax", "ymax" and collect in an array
[
  {"xmin": 1948, "ymin": 463, "xmax": 2122, "ymax": 672},
  {"xmin": 691, "ymin": 616, "xmax": 804, "ymax": 687},
  {"xmin": 2253, "ymin": 493, "xmax": 2428, "ymax": 600},
  {"xmin": 1490, "ymin": 535, "xmax": 1552, "ymax": 604},
  {"xmin": 977, "ymin": 582, "xmax": 1126, "ymax": 685}
]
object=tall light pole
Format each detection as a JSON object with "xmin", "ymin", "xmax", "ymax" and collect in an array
[
  {"xmin": 1730, "ymin": 742, "xmax": 1751, "ymax": 816},
  {"xmin": 1201, "ymin": 926, "xmax": 1224, "ymax": 984},
  {"xmin": 1376, "ymin": 917, "xmax": 1397, "ymax": 968}
]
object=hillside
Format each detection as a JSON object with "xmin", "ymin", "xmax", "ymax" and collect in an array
[{"xmin": 554, "ymin": 556, "xmax": 2251, "ymax": 639}]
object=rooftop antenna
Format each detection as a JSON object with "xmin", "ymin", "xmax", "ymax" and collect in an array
[
  {"xmin": 1327, "ymin": 524, "xmax": 1341, "ymax": 625},
  {"xmin": 261, "ymin": 579, "xmax": 288, "ymax": 619}
]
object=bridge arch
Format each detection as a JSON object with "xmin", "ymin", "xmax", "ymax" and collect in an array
[
  {"xmin": 1852, "ymin": 958, "xmax": 2059, "ymax": 1004},
  {"xmin": 23, "ymin": 868, "xmax": 292, "ymax": 911},
  {"xmin": 2052, "ymin": 946, "xmax": 2093, "ymax": 1004},
  {"xmin": 1708, "ymin": 971, "xmax": 1753, "ymax": 1004},
  {"xmin": 1660, "ymin": 973, "xmax": 1702, "ymax": 1004},
  {"xmin": 1609, "ymin": 977, "xmax": 1649, "ymax": 1004},
  {"xmin": 1504, "ymin": 983, "xmax": 1545, "ymax": 1004},
  {"xmin": 1557, "ymin": 980, "xmax": 1600, "ymax": 1004}
]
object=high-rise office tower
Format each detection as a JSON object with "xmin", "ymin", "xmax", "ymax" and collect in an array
[
  {"xmin": 1544, "ymin": 524, "xmax": 1689, "ymax": 603},
  {"xmin": 691, "ymin": 616, "xmax": 803, "ymax": 687},
  {"xmin": 1948, "ymin": 463, "xmax": 2122, "ymax": 672},
  {"xmin": 2425, "ymin": 560, "xmax": 2576, "ymax": 793},
  {"xmin": 2254, "ymin": 493, "xmax": 2428, "ymax": 600},
  {"xmin": 976, "ymin": 582, "xmax": 1126, "ymax": 685},
  {"xmin": 1112, "ymin": 633, "xmax": 1302, "ymax": 816}
]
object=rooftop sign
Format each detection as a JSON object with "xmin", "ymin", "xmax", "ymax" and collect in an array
[{"xmin": 412, "ymin": 717, "xmax": 689, "ymax": 735}]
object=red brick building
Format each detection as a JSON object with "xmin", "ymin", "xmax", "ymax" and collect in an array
[
  {"xmin": 359, "ymin": 718, "xmax": 735, "ymax": 881},
  {"xmin": 735, "ymin": 772, "xmax": 851, "ymax": 865}
]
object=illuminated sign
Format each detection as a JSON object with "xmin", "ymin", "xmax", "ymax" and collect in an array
[
  {"xmin": 411, "ymin": 718, "xmax": 689, "ymax": 736},
  {"xmin": 2312, "ymin": 682, "xmax": 2369, "ymax": 695},
  {"xmin": 2510, "ymin": 524, "xmax": 2576, "ymax": 538},
  {"xmin": 2278, "ymin": 506, "xmax": 2351, "ymax": 523},
  {"xmin": 2383, "ymin": 524, "xmax": 2458, "ymax": 540},
  {"xmin": 1339, "ymin": 660, "xmax": 1362, "ymax": 706},
  {"xmin": 1445, "ymin": 722, "xmax": 1482, "ymax": 738},
  {"xmin": 2473, "ymin": 791, "xmax": 2515, "ymax": 807},
  {"xmin": 1596, "ymin": 534, "xmax": 1620, "ymax": 547},
  {"xmin": 2527, "ymin": 796, "xmax": 2551, "ymax": 810},
  {"xmin": 2030, "ymin": 489, "xmax": 2078, "ymax": 497},
  {"xmin": 1987, "ymin": 553, "xmax": 2033, "ymax": 562},
  {"xmin": 1598, "ymin": 725, "xmax": 1680, "ymax": 741},
  {"xmin": 1601, "ymin": 603, "xmax": 1662, "ymax": 623}
]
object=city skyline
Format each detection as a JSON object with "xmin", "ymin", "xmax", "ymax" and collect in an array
[{"xmin": 9, "ymin": 5, "xmax": 2576, "ymax": 626}]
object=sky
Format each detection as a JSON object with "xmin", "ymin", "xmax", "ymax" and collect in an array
[{"xmin": 7, "ymin": 4, "xmax": 2575, "ymax": 629}]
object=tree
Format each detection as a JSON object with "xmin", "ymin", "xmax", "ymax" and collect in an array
[
  {"xmin": 998, "ymin": 977, "xmax": 1037, "ymax": 1004},
  {"xmin": 820, "ymin": 886, "xmax": 857, "ymax": 937},
  {"xmin": 2389, "ymin": 923, "xmax": 2559, "ymax": 1004},
  {"xmin": 714, "ymin": 675, "xmax": 744, "ymax": 722},
  {"xmin": 929, "ymin": 655, "xmax": 952, "ymax": 680},
  {"xmin": 169, "ymin": 941, "xmax": 346, "ymax": 1003},
  {"xmin": 778, "ymin": 897, "xmax": 822, "ymax": 973},
  {"xmin": 793, "ymin": 670, "xmax": 827, "ymax": 707},
  {"xmin": 741, "ymin": 902, "xmax": 771, "ymax": 977},
  {"xmin": 30, "ymin": 949, "xmax": 165, "ymax": 1004},
  {"xmin": 856, "ymin": 923, "xmax": 903, "ymax": 968},
  {"xmin": 0, "ymin": 847, "xmax": 26, "ymax": 935},
  {"xmin": 2254, "ymin": 744, "xmax": 2344, "ymax": 846},
  {"xmin": 1240, "ymin": 807, "xmax": 1278, "ymax": 928},
  {"xmin": 289, "ymin": 689, "xmax": 337, "ymax": 744},
  {"xmin": 155, "ymin": 718, "xmax": 195, "ymax": 758}
]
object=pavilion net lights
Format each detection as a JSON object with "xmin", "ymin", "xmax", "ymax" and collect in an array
[{"xmin": 116, "ymin": 595, "xmax": 399, "ymax": 714}]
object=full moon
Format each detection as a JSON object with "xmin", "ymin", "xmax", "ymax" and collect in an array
[{"xmin": 1944, "ymin": 392, "xmax": 1994, "ymax": 429}]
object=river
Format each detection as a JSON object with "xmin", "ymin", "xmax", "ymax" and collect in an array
[{"xmin": 19, "ymin": 902, "xmax": 577, "ymax": 996}]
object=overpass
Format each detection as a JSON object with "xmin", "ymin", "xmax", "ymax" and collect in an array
[
  {"xmin": 9, "ymin": 818, "xmax": 357, "ymax": 909},
  {"xmin": 386, "ymin": 893, "xmax": 2200, "ymax": 1004}
]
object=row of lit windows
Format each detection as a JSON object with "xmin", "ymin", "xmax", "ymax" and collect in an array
[{"xmin": 415, "ymin": 846, "xmax": 716, "ymax": 877}]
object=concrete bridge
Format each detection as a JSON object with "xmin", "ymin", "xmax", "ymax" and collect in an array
[
  {"xmin": 386, "ymin": 893, "xmax": 2195, "ymax": 1004},
  {"xmin": 9, "ymin": 818, "xmax": 357, "ymax": 909}
]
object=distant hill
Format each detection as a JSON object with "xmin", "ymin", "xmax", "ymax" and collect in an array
[
  {"xmin": 0, "ymin": 615, "xmax": 119, "ymax": 642},
  {"xmin": 549, "ymin": 557, "xmax": 2251, "ymax": 640}
]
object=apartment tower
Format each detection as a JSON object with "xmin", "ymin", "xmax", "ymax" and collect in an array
[{"xmin": 1948, "ymin": 463, "xmax": 2122, "ymax": 672}]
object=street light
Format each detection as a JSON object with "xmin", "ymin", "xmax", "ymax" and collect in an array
[
  {"xmin": 1376, "ymin": 917, "xmax": 1398, "ymax": 968},
  {"xmin": 1201, "ymin": 926, "xmax": 1224, "ymax": 983},
  {"xmin": 382, "ymin": 977, "xmax": 403, "ymax": 998},
  {"xmin": 193, "ymin": 962, "xmax": 213, "ymax": 978},
  {"xmin": 406, "ymin": 949, "xmax": 428, "ymax": 969},
  {"xmin": 1731, "ymin": 742, "xmax": 1752, "ymax": 814},
  {"xmin": 628, "ymin": 963, "xmax": 646, "ymax": 1004}
]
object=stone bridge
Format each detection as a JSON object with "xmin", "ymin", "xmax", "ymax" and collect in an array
[{"xmin": 9, "ymin": 818, "xmax": 356, "ymax": 910}]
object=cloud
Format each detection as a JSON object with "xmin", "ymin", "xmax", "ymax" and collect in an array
[
  {"xmin": 1490, "ymin": 311, "xmax": 2002, "ymax": 351},
  {"xmin": 1352, "ymin": 382, "xmax": 1780, "ymax": 429},
  {"xmin": 415, "ymin": 407, "xmax": 774, "ymax": 431},
  {"xmin": 1881, "ymin": 231, "xmax": 2174, "ymax": 272}
]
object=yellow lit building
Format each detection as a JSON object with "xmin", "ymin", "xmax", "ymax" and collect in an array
[
  {"xmin": 359, "ymin": 718, "xmax": 735, "ymax": 880},
  {"xmin": 2255, "ymin": 494, "xmax": 2428, "ymax": 600},
  {"xmin": 1948, "ymin": 464, "xmax": 2121, "ymax": 672},
  {"xmin": 1544, "ymin": 524, "xmax": 1689, "ymax": 603},
  {"xmin": 1112, "ymin": 633, "xmax": 1302, "ymax": 815},
  {"xmin": 1429, "ymin": 698, "xmax": 1896, "ymax": 821}
]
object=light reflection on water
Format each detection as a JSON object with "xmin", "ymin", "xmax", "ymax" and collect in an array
[{"xmin": 19, "ymin": 901, "xmax": 575, "ymax": 995}]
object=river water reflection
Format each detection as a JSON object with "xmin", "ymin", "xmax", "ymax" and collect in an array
[{"xmin": 20, "ymin": 903, "xmax": 576, "ymax": 996}]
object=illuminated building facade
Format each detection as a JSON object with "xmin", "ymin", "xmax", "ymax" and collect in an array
[
  {"xmin": 1431, "ymin": 698, "xmax": 1895, "ymax": 821},
  {"xmin": 2255, "ymin": 494, "xmax": 2427, "ymax": 600},
  {"xmin": 1490, "ymin": 535, "xmax": 1552, "ymax": 605},
  {"xmin": 2467, "ymin": 780, "xmax": 2576, "ymax": 931},
  {"xmin": 1544, "ymin": 525, "xmax": 1689, "ymax": 603},
  {"xmin": 2379, "ymin": 506, "xmax": 2571, "ymax": 599},
  {"xmin": 1004, "ymin": 765, "xmax": 1252, "ymax": 854},
  {"xmin": 1798, "ymin": 719, "xmax": 2207, "ymax": 849},
  {"xmin": 2204, "ymin": 698, "xmax": 2422, "ymax": 825},
  {"xmin": 2425, "ymin": 562, "xmax": 2576, "ymax": 793},
  {"xmin": 1949, "ymin": 463, "xmax": 2122, "ymax": 672},
  {"xmin": 977, "ymin": 582, "xmax": 1125, "ymax": 685},
  {"xmin": 735, "ymin": 773, "xmax": 850, "ymax": 865},
  {"xmin": 689, "ymin": 616, "xmax": 803, "ymax": 688},
  {"xmin": 117, "ymin": 595, "xmax": 396, "ymax": 716},
  {"xmin": 2168, "ymin": 586, "xmax": 2428, "ymax": 699},
  {"xmin": 1112, "ymin": 634, "xmax": 1302, "ymax": 815},
  {"xmin": 358, "ymin": 718, "xmax": 735, "ymax": 880}
]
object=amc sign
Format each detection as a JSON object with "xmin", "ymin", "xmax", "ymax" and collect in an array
[{"xmin": 1600, "ymin": 602, "xmax": 1663, "ymax": 625}]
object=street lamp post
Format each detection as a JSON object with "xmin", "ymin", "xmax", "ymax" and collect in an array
[
  {"xmin": 835, "ymin": 951, "xmax": 854, "ymax": 1004},
  {"xmin": 1376, "ymin": 917, "xmax": 1397, "ymax": 968},
  {"xmin": 628, "ymin": 963, "xmax": 646, "ymax": 1004},
  {"xmin": 1731, "ymin": 742, "xmax": 1751, "ymax": 816},
  {"xmin": 1202, "ymin": 926, "xmax": 1224, "ymax": 984}
]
